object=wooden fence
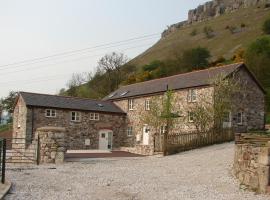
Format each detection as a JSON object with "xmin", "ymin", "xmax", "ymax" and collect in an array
[{"xmin": 166, "ymin": 129, "xmax": 234, "ymax": 155}]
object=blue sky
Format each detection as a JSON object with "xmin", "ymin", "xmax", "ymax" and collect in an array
[{"xmin": 0, "ymin": 0, "xmax": 208, "ymax": 97}]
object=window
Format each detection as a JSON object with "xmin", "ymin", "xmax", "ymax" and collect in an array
[
  {"xmin": 223, "ymin": 112, "xmax": 231, "ymax": 123},
  {"xmin": 160, "ymin": 126, "xmax": 167, "ymax": 134},
  {"xmin": 45, "ymin": 109, "xmax": 56, "ymax": 118},
  {"xmin": 187, "ymin": 89, "xmax": 197, "ymax": 102},
  {"xmin": 128, "ymin": 99, "xmax": 134, "ymax": 110},
  {"xmin": 70, "ymin": 111, "xmax": 81, "ymax": 122},
  {"xmin": 145, "ymin": 99, "xmax": 150, "ymax": 111},
  {"xmin": 127, "ymin": 126, "xmax": 133, "ymax": 137},
  {"xmin": 188, "ymin": 112, "xmax": 195, "ymax": 123},
  {"xmin": 90, "ymin": 113, "xmax": 99, "ymax": 121},
  {"xmin": 237, "ymin": 112, "xmax": 243, "ymax": 125}
]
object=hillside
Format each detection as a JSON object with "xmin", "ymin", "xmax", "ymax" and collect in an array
[
  {"xmin": 65, "ymin": 2, "xmax": 270, "ymax": 114},
  {"xmin": 130, "ymin": 6, "xmax": 270, "ymax": 67}
]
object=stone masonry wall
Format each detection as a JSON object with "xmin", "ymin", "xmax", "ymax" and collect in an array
[
  {"xmin": 29, "ymin": 108, "xmax": 127, "ymax": 150},
  {"xmin": 13, "ymin": 96, "xmax": 27, "ymax": 140},
  {"xmin": 37, "ymin": 127, "xmax": 66, "ymax": 164},
  {"xmin": 113, "ymin": 86, "xmax": 214, "ymax": 155},
  {"xmin": 234, "ymin": 133, "xmax": 270, "ymax": 194},
  {"xmin": 231, "ymin": 67, "xmax": 265, "ymax": 132},
  {"xmin": 12, "ymin": 95, "xmax": 127, "ymax": 151},
  {"xmin": 113, "ymin": 66, "xmax": 265, "ymax": 155}
]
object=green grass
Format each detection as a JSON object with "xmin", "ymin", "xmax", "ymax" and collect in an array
[
  {"xmin": 130, "ymin": 6, "xmax": 270, "ymax": 67},
  {"xmin": 0, "ymin": 124, "xmax": 11, "ymax": 133}
]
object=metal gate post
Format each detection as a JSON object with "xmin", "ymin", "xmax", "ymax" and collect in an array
[
  {"xmin": 2, "ymin": 139, "xmax": 6, "ymax": 184},
  {"xmin": 36, "ymin": 135, "xmax": 40, "ymax": 165}
]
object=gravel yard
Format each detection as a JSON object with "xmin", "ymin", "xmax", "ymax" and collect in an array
[{"xmin": 4, "ymin": 142, "xmax": 269, "ymax": 200}]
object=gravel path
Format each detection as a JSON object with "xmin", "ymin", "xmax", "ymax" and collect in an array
[{"xmin": 4, "ymin": 142, "xmax": 269, "ymax": 200}]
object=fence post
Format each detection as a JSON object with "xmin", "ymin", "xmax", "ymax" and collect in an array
[
  {"xmin": 2, "ymin": 139, "xmax": 6, "ymax": 184},
  {"xmin": 36, "ymin": 135, "xmax": 40, "ymax": 165}
]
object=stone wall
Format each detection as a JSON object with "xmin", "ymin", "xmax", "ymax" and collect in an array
[
  {"xmin": 113, "ymin": 66, "xmax": 265, "ymax": 155},
  {"xmin": 13, "ymin": 95, "xmax": 127, "ymax": 150},
  {"xmin": 29, "ymin": 108, "xmax": 127, "ymax": 150},
  {"xmin": 162, "ymin": 0, "xmax": 270, "ymax": 37},
  {"xmin": 233, "ymin": 133, "xmax": 270, "ymax": 194},
  {"xmin": 37, "ymin": 127, "xmax": 66, "ymax": 164},
  {"xmin": 113, "ymin": 86, "xmax": 214, "ymax": 155},
  {"xmin": 231, "ymin": 67, "xmax": 265, "ymax": 132}
]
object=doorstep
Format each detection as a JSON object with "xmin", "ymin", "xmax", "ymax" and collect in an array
[{"xmin": 66, "ymin": 150, "xmax": 112, "ymax": 154}]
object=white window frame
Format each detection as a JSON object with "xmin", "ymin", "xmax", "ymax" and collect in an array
[
  {"xmin": 237, "ymin": 112, "xmax": 243, "ymax": 125},
  {"xmin": 128, "ymin": 99, "xmax": 134, "ymax": 110},
  {"xmin": 45, "ymin": 109, "xmax": 56, "ymax": 118},
  {"xmin": 145, "ymin": 99, "xmax": 150, "ymax": 111},
  {"xmin": 70, "ymin": 111, "xmax": 81, "ymax": 122},
  {"xmin": 90, "ymin": 113, "xmax": 99, "ymax": 121},
  {"xmin": 188, "ymin": 89, "xmax": 197, "ymax": 103},
  {"xmin": 188, "ymin": 111, "xmax": 195, "ymax": 123},
  {"xmin": 127, "ymin": 126, "xmax": 133, "ymax": 137},
  {"xmin": 160, "ymin": 126, "xmax": 167, "ymax": 134}
]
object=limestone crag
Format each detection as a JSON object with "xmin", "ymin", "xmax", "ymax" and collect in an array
[{"xmin": 162, "ymin": 0, "xmax": 270, "ymax": 37}]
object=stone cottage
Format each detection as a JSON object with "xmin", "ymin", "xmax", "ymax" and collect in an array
[
  {"xmin": 13, "ymin": 63, "xmax": 266, "ymax": 155},
  {"xmin": 13, "ymin": 93, "xmax": 127, "ymax": 150}
]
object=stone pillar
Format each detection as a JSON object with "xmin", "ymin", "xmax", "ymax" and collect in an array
[{"xmin": 36, "ymin": 127, "xmax": 66, "ymax": 164}]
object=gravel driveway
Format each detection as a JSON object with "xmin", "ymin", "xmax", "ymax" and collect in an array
[{"xmin": 4, "ymin": 142, "xmax": 269, "ymax": 200}]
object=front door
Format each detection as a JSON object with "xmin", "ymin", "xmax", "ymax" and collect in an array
[
  {"xmin": 143, "ymin": 126, "xmax": 150, "ymax": 145},
  {"xmin": 99, "ymin": 130, "xmax": 113, "ymax": 150}
]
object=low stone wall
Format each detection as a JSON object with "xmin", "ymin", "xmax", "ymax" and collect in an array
[
  {"xmin": 36, "ymin": 127, "xmax": 66, "ymax": 164},
  {"xmin": 120, "ymin": 145, "xmax": 154, "ymax": 156},
  {"xmin": 233, "ymin": 133, "xmax": 270, "ymax": 194}
]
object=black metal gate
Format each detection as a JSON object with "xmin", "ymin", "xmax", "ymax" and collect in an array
[
  {"xmin": 5, "ymin": 138, "xmax": 39, "ymax": 164},
  {"xmin": 0, "ymin": 139, "xmax": 6, "ymax": 183}
]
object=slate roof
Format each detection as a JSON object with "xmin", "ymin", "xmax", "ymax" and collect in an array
[
  {"xmin": 103, "ymin": 63, "xmax": 264, "ymax": 100},
  {"xmin": 19, "ymin": 92, "xmax": 125, "ymax": 114}
]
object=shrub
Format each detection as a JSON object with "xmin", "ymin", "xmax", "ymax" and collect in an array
[
  {"xmin": 241, "ymin": 23, "xmax": 246, "ymax": 28},
  {"xmin": 203, "ymin": 26, "xmax": 215, "ymax": 39},
  {"xmin": 267, "ymin": 113, "xmax": 270, "ymax": 124},
  {"xmin": 263, "ymin": 18, "xmax": 270, "ymax": 34},
  {"xmin": 181, "ymin": 47, "xmax": 211, "ymax": 70},
  {"xmin": 265, "ymin": 3, "xmax": 270, "ymax": 8}
]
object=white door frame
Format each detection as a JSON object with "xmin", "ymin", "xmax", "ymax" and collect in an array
[
  {"xmin": 98, "ymin": 129, "xmax": 113, "ymax": 150},
  {"xmin": 142, "ymin": 125, "xmax": 150, "ymax": 145}
]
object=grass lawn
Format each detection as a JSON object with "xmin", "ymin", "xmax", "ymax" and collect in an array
[{"xmin": 0, "ymin": 124, "xmax": 11, "ymax": 133}]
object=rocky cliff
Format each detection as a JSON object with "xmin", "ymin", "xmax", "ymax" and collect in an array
[{"xmin": 162, "ymin": 0, "xmax": 270, "ymax": 37}]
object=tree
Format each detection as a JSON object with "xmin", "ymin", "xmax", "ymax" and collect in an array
[
  {"xmin": 263, "ymin": 18, "xmax": 270, "ymax": 34},
  {"xmin": 245, "ymin": 36, "xmax": 270, "ymax": 87},
  {"xmin": 181, "ymin": 47, "xmax": 211, "ymax": 70},
  {"xmin": 140, "ymin": 89, "xmax": 180, "ymax": 156},
  {"xmin": 190, "ymin": 73, "xmax": 240, "ymax": 133},
  {"xmin": 1, "ymin": 91, "xmax": 19, "ymax": 113},
  {"xmin": 97, "ymin": 52, "xmax": 129, "ymax": 92},
  {"xmin": 245, "ymin": 36, "xmax": 270, "ymax": 111},
  {"xmin": 66, "ymin": 72, "xmax": 92, "ymax": 97}
]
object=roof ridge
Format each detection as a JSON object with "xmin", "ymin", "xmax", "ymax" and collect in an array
[
  {"xmin": 117, "ymin": 62, "xmax": 243, "ymax": 89},
  {"xmin": 20, "ymin": 91, "xmax": 111, "ymax": 103}
]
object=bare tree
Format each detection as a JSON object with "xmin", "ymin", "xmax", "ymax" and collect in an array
[
  {"xmin": 190, "ymin": 73, "xmax": 241, "ymax": 133},
  {"xmin": 97, "ymin": 52, "xmax": 129, "ymax": 91},
  {"xmin": 140, "ymin": 89, "xmax": 179, "ymax": 156}
]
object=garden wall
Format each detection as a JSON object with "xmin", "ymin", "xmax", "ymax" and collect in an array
[{"xmin": 233, "ymin": 133, "xmax": 270, "ymax": 194}]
